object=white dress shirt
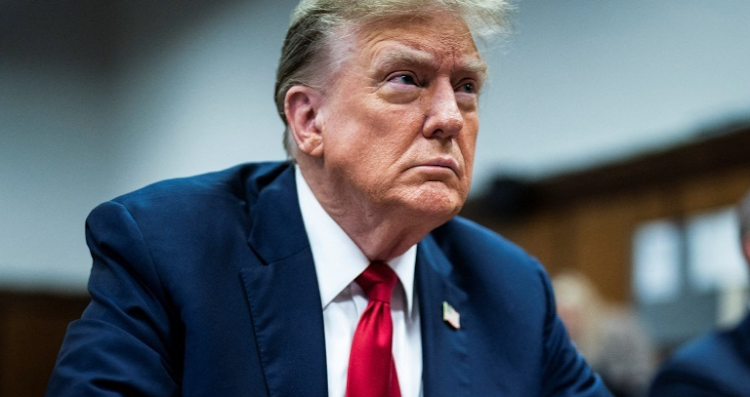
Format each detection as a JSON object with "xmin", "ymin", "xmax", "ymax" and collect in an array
[{"xmin": 295, "ymin": 166, "xmax": 423, "ymax": 397}]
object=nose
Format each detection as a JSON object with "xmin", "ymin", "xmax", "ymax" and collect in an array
[{"xmin": 422, "ymin": 80, "xmax": 464, "ymax": 139}]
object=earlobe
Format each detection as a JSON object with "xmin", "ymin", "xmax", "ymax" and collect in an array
[{"xmin": 285, "ymin": 86, "xmax": 324, "ymax": 157}]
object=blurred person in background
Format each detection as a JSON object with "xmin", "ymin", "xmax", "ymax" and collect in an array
[
  {"xmin": 44, "ymin": 0, "xmax": 613, "ymax": 396},
  {"xmin": 648, "ymin": 190, "xmax": 750, "ymax": 396},
  {"xmin": 554, "ymin": 270, "xmax": 655, "ymax": 397}
]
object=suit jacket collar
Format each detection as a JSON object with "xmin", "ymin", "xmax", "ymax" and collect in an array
[
  {"xmin": 246, "ymin": 163, "xmax": 309, "ymax": 263},
  {"xmin": 242, "ymin": 164, "xmax": 329, "ymax": 396}
]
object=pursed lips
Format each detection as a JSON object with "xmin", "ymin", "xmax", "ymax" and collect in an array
[{"xmin": 413, "ymin": 157, "xmax": 460, "ymax": 176}]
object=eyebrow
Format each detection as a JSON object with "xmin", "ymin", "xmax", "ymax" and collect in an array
[
  {"xmin": 374, "ymin": 47, "xmax": 437, "ymax": 70},
  {"xmin": 461, "ymin": 57, "xmax": 489, "ymax": 80}
]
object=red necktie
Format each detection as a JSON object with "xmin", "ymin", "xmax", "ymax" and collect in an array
[{"xmin": 346, "ymin": 262, "xmax": 402, "ymax": 397}]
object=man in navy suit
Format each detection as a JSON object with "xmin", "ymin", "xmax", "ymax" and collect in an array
[
  {"xmin": 46, "ymin": 0, "xmax": 612, "ymax": 396},
  {"xmin": 648, "ymin": 191, "xmax": 750, "ymax": 397}
]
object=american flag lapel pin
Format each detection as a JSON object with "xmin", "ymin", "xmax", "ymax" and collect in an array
[{"xmin": 442, "ymin": 301, "xmax": 461, "ymax": 329}]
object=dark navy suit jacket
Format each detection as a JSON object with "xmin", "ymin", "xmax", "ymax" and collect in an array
[
  {"xmin": 648, "ymin": 313, "xmax": 750, "ymax": 397},
  {"xmin": 46, "ymin": 162, "xmax": 610, "ymax": 396}
]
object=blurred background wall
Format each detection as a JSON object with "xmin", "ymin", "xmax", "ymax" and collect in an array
[{"xmin": 1, "ymin": 0, "xmax": 750, "ymax": 395}]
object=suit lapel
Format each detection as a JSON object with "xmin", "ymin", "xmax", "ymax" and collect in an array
[
  {"xmin": 241, "ymin": 166, "xmax": 328, "ymax": 397},
  {"xmin": 417, "ymin": 234, "xmax": 469, "ymax": 397}
]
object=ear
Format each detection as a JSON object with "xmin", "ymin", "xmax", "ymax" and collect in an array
[{"xmin": 284, "ymin": 86, "xmax": 324, "ymax": 157}]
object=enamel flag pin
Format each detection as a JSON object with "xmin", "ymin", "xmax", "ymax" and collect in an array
[{"xmin": 442, "ymin": 301, "xmax": 461, "ymax": 329}]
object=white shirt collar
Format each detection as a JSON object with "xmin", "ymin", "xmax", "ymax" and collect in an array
[{"xmin": 295, "ymin": 165, "xmax": 417, "ymax": 315}]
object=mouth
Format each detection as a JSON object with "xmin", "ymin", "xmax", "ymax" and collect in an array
[{"xmin": 414, "ymin": 157, "xmax": 460, "ymax": 175}]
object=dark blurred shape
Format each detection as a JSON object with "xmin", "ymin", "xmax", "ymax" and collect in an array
[
  {"xmin": 0, "ymin": 0, "xmax": 116, "ymax": 74},
  {"xmin": 463, "ymin": 176, "xmax": 531, "ymax": 222},
  {"xmin": 0, "ymin": 291, "xmax": 89, "ymax": 397}
]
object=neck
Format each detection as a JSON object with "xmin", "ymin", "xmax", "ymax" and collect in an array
[
  {"xmin": 337, "ymin": 214, "xmax": 437, "ymax": 261},
  {"xmin": 297, "ymin": 159, "xmax": 451, "ymax": 261}
]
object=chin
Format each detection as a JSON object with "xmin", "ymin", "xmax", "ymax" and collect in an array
[{"xmin": 403, "ymin": 186, "xmax": 465, "ymax": 222}]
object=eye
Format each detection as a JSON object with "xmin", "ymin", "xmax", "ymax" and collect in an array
[
  {"xmin": 388, "ymin": 73, "xmax": 419, "ymax": 86},
  {"xmin": 456, "ymin": 81, "xmax": 477, "ymax": 94}
]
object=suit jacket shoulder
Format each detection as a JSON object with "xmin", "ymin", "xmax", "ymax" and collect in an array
[
  {"xmin": 47, "ymin": 162, "xmax": 302, "ymax": 397},
  {"xmin": 107, "ymin": 161, "xmax": 287, "ymax": 216}
]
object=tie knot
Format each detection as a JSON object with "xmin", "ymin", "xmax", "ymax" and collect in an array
[{"xmin": 356, "ymin": 262, "xmax": 398, "ymax": 303}]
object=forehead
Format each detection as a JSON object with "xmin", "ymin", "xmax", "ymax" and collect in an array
[{"xmin": 350, "ymin": 12, "xmax": 484, "ymax": 70}]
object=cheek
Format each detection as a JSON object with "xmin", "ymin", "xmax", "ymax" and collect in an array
[
  {"xmin": 361, "ymin": 112, "xmax": 422, "ymax": 159},
  {"xmin": 460, "ymin": 121, "xmax": 479, "ymax": 160},
  {"xmin": 326, "ymin": 128, "xmax": 391, "ymax": 183}
]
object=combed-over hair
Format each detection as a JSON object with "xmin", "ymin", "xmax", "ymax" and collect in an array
[{"xmin": 274, "ymin": 0, "xmax": 513, "ymax": 158}]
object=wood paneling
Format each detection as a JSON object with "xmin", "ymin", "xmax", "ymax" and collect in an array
[
  {"xmin": 0, "ymin": 292, "xmax": 88, "ymax": 397},
  {"xmin": 464, "ymin": 127, "xmax": 750, "ymax": 304}
]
